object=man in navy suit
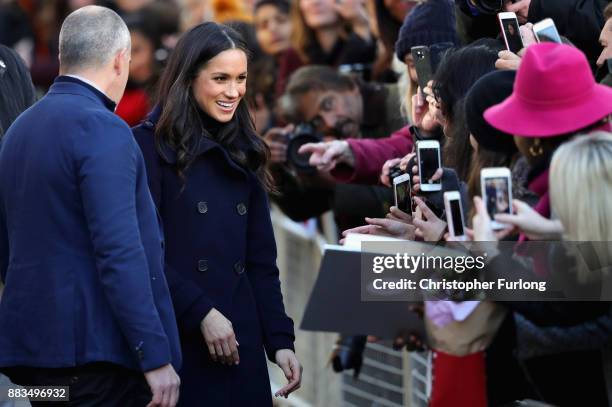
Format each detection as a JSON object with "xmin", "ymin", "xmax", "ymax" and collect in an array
[{"xmin": 0, "ymin": 6, "xmax": 181, "ymax": 406}]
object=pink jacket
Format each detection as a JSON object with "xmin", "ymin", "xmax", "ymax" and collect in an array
[{"xmin": 331, "ymin": 126, "xmax": 413, "ymax": 184}]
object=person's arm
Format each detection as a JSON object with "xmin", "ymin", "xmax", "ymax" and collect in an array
[
  {"xmin": 132, "ymin": 127, "xmax": 214, "ymax": 334},
  {"xmin": 331, "ymin": 126, "xmax": 414, "ymax": 184},
  {"xmin": 527, "ymin": 0, "xmax": 606, "ymax": 65},
  {"xmin": 75, "ymin": 116, "xmax": 171, "ymax": 371},
  {"xmin": 246, "ymin": 180, "xmax": 295, "ymax": 361},
  {"xmin": 514, "ymin": 311, "xmax": 612, "ymax": 359}
]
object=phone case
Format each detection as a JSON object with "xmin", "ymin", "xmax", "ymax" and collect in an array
[{"xmin": 411, "ymin": 46, "xmax": 433, "ymax": 93}]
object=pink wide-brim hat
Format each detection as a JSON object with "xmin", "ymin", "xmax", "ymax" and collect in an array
[{"xmin": 484, "ymin": 43, "xmax": 612, "ymax": 138}]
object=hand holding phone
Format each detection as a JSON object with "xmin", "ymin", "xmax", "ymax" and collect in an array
[
  {"xmin": 480, "ymin": 167, "xmax": 513, "ymax": 230},
  {"xmin": 533, "ymin": 18, "xmax": 562, "ymax": 44},
  {"xmin": 393, "ymin": 173, "xmax": 413, "ymax": 213},
  {"xmin": 417, "ymin": 140, "xmax": 442, "ymax": 192},
  {"xmin": 498, "ymin": 12, "xmax": 524, "ymax": 54},
  {"xmin": 444, "ymin": 191, "xmax": 467, "ymax": 240},
  {"xmin": 411, "ymin": 46, "xmax": 432, "ymax": 98}
]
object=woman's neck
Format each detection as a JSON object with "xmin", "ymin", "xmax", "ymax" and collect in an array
[
  {"xmin": 315, "ymin": 26, "xmax": 340, "ymax": 54},
  {"xmin": 199, "ymin": 110, "xmax": 225, "ymax": 136}
]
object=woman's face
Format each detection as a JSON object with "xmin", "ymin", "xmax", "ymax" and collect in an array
[
  {"xmin": 254, "ymin": 5, "xmax": 292, "ymax": 56},
  {"xmin": 513, "ymin": 135, "xmax": 531, "ymax": 160},
  {"xmin": 299, "ymin": 0, "xmax": 339, "ymax": 30},
  {"xmin": 129, "ymin": 31, "xmax": 155, "ymax": 84},
  {"xmin": 193, "ymin": 49, "xmax": 247, "ymax": 123}
]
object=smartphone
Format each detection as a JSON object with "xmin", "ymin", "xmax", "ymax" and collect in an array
[
  {"xmin": 480, "ymin": 167, "xmax": 512, "ymax": 230},
  {"xmin": 417, "ymin": 140, "xmax": 442, "ymax": 192},
  {"xmin": 533, "ymin": 18, "xmax": 562, "ymax": 44},
  {"xmin": 498, "ymin": 12, "xmax": 524, "ymax": 54},
  {"xmin": 411, "ymin": 46, "xmax": 432, "ymax": 97},
  {"xmin": 393, "ymin": 173, "xmax": 413, "ymax": 213},
  {"xmin": 444, "ymin": 191, "xmax": 467, "ymax": 240}
]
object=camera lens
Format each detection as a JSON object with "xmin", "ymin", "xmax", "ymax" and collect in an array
[{"xmin": 286, "ymin": 123, "xmax": 323, "ymax": 173}]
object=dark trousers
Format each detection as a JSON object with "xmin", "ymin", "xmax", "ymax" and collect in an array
[{"xmin": 1, "ymin": 362, "xmax": 151, "ymax": 407}]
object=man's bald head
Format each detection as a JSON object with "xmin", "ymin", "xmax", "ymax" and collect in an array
[{"xmin": 59, "ymin": 5, "xmax": 130, "ymax": 73}]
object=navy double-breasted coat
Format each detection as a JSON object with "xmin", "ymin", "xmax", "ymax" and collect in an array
[{"xmin": 132, "ymin": 108, "xmax": 295, "ymax": 406}]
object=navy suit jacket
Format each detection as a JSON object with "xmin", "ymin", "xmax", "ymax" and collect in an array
[{"xmin": 0, "ymin": 77, "xmax": 181, "ymax": 372}]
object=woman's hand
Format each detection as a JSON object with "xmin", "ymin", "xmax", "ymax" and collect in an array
[
  {"xmin": 387, "ymin": 206, "xmax": 413, "ymax": 224},
  {"xmin": 412, "ymin": 91, "xmax": 438, "ymax": 133},
  {"xmin": 341, "ymin": 216, "xmax": 416, "ymax": 242},
  {"xmin": 398, "ymin": 152, "xmax": 415, "ymax": 173},
  {"xmin": 200, "ymin": 308, "xmax": 239, "ymax": 365},
  {"xmin": 274, "ymin": 349, "xmax": 302, "ymax": 398},
  {"xmin": 470, "ymin": 196, "xmax": 498, "ymax": 242},
  {"xmin": 380, "ymin": 158, "xmax": 402, "ymax": 187},
  {"xmin": 412, "ymin": 197, "xmax": 447, "ymax": 242},
  {"xmin": 495, "ymin": 50, "xmax": 524, "ymax": 71},
  {"xmin": 262, "ymin": 125, "xmax": 293, "ymax": 164},
  {"xmin": 494, "ymin": 199, "xmax": 564, "ymax": 240},
  {"xmin": 410, "ymin": 165, "xmax": 443, "ymax": 194},
  {"xmin": 519, "ymin": 23, "xmax": 537, "ymax": 48}
]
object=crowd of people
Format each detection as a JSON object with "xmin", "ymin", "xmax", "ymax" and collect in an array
[{"xmin": 2, "ymin": 0, "xmax": 612, "ymax": 406}]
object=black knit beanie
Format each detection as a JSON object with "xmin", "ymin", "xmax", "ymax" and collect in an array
[
  {"xmin": 465, "ymin": 70, "xmax": 518, "ymax": 154},
  {"xmin": 395, "ymin": 0, "xmax": 460, "ymax": 62}
]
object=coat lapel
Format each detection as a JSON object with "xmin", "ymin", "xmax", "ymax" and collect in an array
[{"xmin": 145, "ymin": 106, "xmax": 248, "ymax": 178}]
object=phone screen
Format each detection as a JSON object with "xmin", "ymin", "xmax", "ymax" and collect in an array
[
  {"xmin": 395, "ymin": 179, "xmax": 412, "ymax": 213},
  {"xmin": 536, "ymin": 25, "xmax": 561, "ymax": 43},
  {"xmin": 449, "ymin": 199, "xmax": 465, "ymax": 236},
  {"xmin": 420, "ymin": 148, "xmax": 440, "ymax": 185},
  {"xmin": 484, "ymin": 177, "xmax": 511, "ymax": 218},
  {"xmin": 501, "ymin": 17, "xmax": 523, "ymax": 53}
]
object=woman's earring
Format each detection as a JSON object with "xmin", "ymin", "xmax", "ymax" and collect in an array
[{"xmin": 529, "ymin": 139, "xmax": 544, "ymax": 157}]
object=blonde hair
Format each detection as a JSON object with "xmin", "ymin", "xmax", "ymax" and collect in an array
[
  {"xmin": 550, "ymin": 132, "xmax": 612, "ymax": 241},
  {"xmin": 393, "ymin": 56, "xmax": 416, "ymax": 124},
  {"xmin": 550, "ymin": 132, "xmax": 612, "ymax": 283}
]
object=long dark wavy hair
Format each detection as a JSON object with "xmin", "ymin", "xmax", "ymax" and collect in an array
[
  {"xmin": 155, "ymin": 22, "xmax": 272, "ymax": 190},
  {"xmin": 432, "ymin": 38, "xmax": 503, "ymax": 182}
]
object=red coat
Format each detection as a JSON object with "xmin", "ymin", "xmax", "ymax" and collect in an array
[{"xmin": 331, "ymin": 125, "xmax": 413, "ymax": 184}]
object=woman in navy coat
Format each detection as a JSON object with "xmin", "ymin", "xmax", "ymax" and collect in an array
[{"xmin": 132, "ymin": 22, "xmax": 301, "ymax": 406}]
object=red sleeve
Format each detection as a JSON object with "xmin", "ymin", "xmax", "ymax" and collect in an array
[
  {"xmin": 275, "ymin": 48, "xmax": 305, "ymax": 100},
  {"xmin": 331, "ymin": 126, "xmax": 413, "ymax": 185}
]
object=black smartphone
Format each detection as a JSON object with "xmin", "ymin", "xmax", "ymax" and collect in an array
[{"xmin": 411, "ymin": 46, "xmax": 433, "ymax": 96}]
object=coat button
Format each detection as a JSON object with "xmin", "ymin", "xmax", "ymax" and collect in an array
[
  {"xmin": 236, "ymin": 203, "xmax": 247, "ymax": 216},
  {"xmin": 198, "ymin": 259, "xmax": 208, "ymax": 272},
  {"xmin": 197, "ymin": 201, "xmax": 208, "ymax": 214},
  {"xmin": 234, "ymin": 261, "xmax": 245, "ymax": 275}
]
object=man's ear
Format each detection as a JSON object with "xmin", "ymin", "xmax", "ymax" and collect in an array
[{"xmin": 113, "ymin": 49, "xmax": 128, "ymax": 76}]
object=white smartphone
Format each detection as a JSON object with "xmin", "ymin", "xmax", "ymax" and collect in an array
[
  {"xmin": 417, "ymin": 140, "xmax": 442, "ymax": 192},
  {"xmin": 444, "ymin": 191, "xmax": 467, "ymax": 240},
  {"xmin": 480, "ymin": 167, "xmax": 513, "ymax": 230},
  {"xmin": 393, "ymin": 173, "xmax": 413, "ymax": 213},
  {"xmin": 498, "ymin": 12, "xmax": 524, "ymax": 54},
  {"xmin": 533, "ymin": 18, "xmax": 562, "ymax": 44}
]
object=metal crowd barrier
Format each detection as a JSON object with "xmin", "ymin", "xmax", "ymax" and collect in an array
[{"xmin": 268, "ymin": 207, "xmax": 431, "ymax": 406}]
